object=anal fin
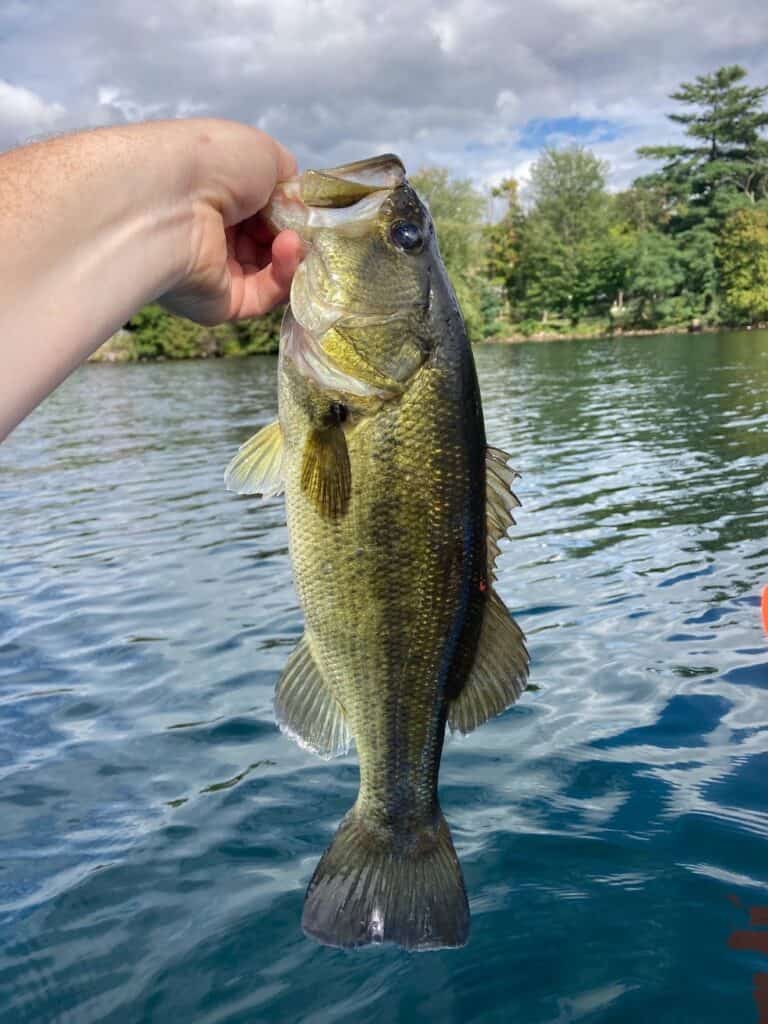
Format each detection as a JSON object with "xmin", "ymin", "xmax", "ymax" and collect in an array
[
  {"xmin": 448, "ymin": 589, "xmax": 529, "ymax": 735},
  {"xmin": 275, "ymin": 633, "xmax": 352, "ymax": 759}
]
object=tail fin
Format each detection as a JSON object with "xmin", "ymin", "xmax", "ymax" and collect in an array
[{"xmin": 302, "ymin": 808, "xmax": 469, "ymax": 951}]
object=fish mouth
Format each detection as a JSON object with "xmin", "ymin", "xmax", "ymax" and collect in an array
[
  {"xmin": 268, "ymin": 154, "xmax": 416, "ymax": 400},
  {"xmin": 264, "ymin": 153, "xmax": 406, "ymax": 236}
]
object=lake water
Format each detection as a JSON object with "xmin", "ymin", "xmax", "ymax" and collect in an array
[{"xmin": 1, "ymin": 329, "xmax": 767, "ymax": 1023}]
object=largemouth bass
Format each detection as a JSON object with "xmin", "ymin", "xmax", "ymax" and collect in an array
[{"xmin": 225, "ymin": 155, "xmax": 528, "ymax": 951}]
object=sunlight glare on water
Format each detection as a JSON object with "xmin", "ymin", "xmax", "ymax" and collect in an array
[{"xmin": 1, "ymin": 329, "xmax": 767, "ymax": 1023}]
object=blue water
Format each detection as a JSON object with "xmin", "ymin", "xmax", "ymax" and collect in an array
[{"xmin": 1, "ymin": 330, "xmax": 767, "ymax": 1023}]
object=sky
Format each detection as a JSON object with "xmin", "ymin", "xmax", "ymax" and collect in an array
[{"xmin": 2, "ymin": 0, "xmax": 768, "ymax": 194}]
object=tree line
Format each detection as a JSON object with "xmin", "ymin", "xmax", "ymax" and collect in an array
[
  {"xmin": 110, "ymin": 63, "xmax": 768, "ymax": 360},
  {"xmin": 437, "ymin": 63, "xmax": 768, "ymax": 339}
]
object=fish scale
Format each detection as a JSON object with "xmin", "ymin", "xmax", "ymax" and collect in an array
[{"xmin": 283, "ymin": 356, "xmax": 484, "ymax": 829}]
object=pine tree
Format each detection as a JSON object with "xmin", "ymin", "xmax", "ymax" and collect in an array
[{"xmin": 638, "ymin": 65, "xmax": 768, "ymax": 211}]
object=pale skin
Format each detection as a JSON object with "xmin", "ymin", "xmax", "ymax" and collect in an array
[{"xmin": 0, "ymin": 119, "xmax": 304, "ymax": 441}]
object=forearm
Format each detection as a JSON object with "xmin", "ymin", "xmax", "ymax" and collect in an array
[{"xmin": 0, "ymin": 122, "xmax": 203, "ymax": 439}]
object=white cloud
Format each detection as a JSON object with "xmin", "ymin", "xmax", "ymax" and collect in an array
[
  {"xmin": 0, "ymin": 80, "xmax": 65, "ymax": 145},
  {"xmin": 1, "ymin": 0, "xmax": 767, "ymax": 189},
  {"xmin": 428, "ymin": 13, "xmax": 459, "ymax": 55}
]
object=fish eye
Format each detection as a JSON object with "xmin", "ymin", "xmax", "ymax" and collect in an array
[{"xmin": 390, "ymin": 221, "xmax": 423, "ymax": 252}]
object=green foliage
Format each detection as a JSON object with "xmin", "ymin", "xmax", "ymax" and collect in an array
[
  {"xmin": 718, "ymin": 206, "xmax": 768, "ymax": 322},
  {"xmin": 612, "ymin": 182, "xmax": 673, "ymax": 232},
  {"xmin": 410, "ymin": 167, "xmax": 498, "ymax": 339},
  {"xmin": 123, "ymin": 304, "xmax": 169, "ymax": 359},
  {"xmin": 509, "ymin": 147, "xmax": 614, "ymax": 322},
  {"xmin": 123, "ymin": 304, "xmax": 282, "ymax": 360},
  {"xmin": 528, "ymin": 146, "xmax": 609, "ymax": 245},
  {"xmin": 623, "ymin": 230, "xmax": 686, "ymax": 325},
  {"xmin": 410, "ymin": 167, "xmax": 485, "ymax": 268},
  {"xmin": 227, "ymin": 309, "xmax": 284, "ymax": 355},
  {"xmin": 677, "ymin": 223, "xmax": 720, "ymax": 316},
  {"xmin": 484, "ymin": 178, "xmax": 521, "ymax": 288},
  {"xmin": 127, "ymin": 304, "xmax": 209, "ymax": 359}
]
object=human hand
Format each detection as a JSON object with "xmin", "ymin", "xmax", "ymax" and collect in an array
[
  {"xmin": 158, "ymin": 120, "xmax": 304, "ymax": 326},
  {"xmin": 0, "ymin": 118, "xmax": 304, "ymax": 440}
]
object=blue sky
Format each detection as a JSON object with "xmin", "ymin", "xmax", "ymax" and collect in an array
[
  {"xmin": 517, "ymin": 117, "xmax": 623, "ymax": 150},
  {"xmin": 1, "ymin": 0, "xmax": 767, "ymax": 191}
]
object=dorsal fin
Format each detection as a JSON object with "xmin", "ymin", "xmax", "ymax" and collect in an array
[{"xmin": 486, "ymin": 446, "xmax": 521, "ymax": 578}]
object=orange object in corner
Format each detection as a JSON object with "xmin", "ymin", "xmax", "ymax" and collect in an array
[{"xmin": 762, "ymin": 586, "xmax": 768, "ymax": 633}]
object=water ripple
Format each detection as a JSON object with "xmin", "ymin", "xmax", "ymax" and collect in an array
[{"xmin": 1, "ymin": 333, "xmax": 767, "ymax": 1022}]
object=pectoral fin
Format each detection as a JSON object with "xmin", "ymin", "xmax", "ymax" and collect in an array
[
  {"xmin": 275, "ymin": 633, "xmax": 352, "ymax": 758},
  {"xmin": 224, "ymin": 420, "xmax": 285, "ymax": 497},
  {"xmin": 448, "ymin": 589, "xmax": 529, "ymax": 735},
  {"xmin": 486, "ymin": 446, "xmax": 521, "ymax": 578},
  {"xmin": 301, "ymin": 425, "xmax": 351, "ymax": 518}
]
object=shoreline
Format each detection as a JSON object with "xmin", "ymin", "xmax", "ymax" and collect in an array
[
  {"xmin": 484, "ymin": 321, "xmax": 767, "ymax": 345},
  {"xmin": 91, "ymin": 321, "xmax": 768, "ymax": 364}
]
